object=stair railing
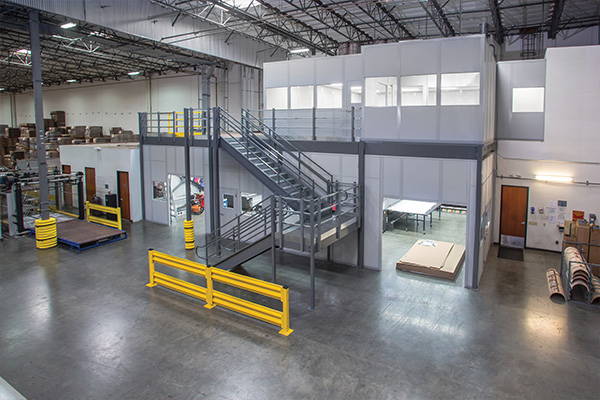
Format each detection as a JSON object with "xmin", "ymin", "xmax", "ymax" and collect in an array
[
  {"xmin": 218, "ymin": 109, "xmax": 325, "ymax": 198},
  {"xmin": 242, "ymin": 109, "xmax": 334, "ymax": 193}
]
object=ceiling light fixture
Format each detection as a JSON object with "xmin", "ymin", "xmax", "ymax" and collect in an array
[
  {"xmin": 534, "ymin": 175, "xmax": 573, "ymax": 183},
  {"xmin": 66, "ymin": 79, "xmax": 78, "ymax": 83},
  {"xmin": 15, "ymin": 49, "xmax": 31, "ymax": 54},
  {"xmin": 289, "ymin": 48, "xmax": 310, "ymax": 54},
  {"xmin": 61, "ymin": 22, "xmax": 77, "ymax": 29},
  {"xmin": 128, "ymin": 71, "xmax": 141, "ymax": 76},
  {"xmin": 0, "ymin": 88, "xmax": 5, "ymax": 91}
]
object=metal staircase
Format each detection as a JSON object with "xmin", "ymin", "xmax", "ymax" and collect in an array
[{"xmin": 195, "ymin": 107, "xmax": 362, "ymax": 308}]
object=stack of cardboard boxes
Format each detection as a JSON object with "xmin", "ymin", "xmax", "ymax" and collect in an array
[
  {"xmin": 564, "ymin": 220, "xmax": 600, "ymax": 275},
  {"xmin": 1, "ymin": 111, "xmax": 139, "ymax": 168}
]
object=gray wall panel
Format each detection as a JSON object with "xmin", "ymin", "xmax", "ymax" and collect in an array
[{"xmin": 497, "ymin": 60, "xmax": 546, "ymax": 140}]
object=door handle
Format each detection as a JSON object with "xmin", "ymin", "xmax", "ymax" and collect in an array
[{"xmin": 521, "ymin": 221, "xmax": 526, "ymax": 224}]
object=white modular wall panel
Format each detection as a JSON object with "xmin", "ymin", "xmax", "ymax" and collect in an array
[
  {"xmin": 496, "ymin": 60, "xmax": 546, "ymax": 141},
  {"xmin": 344, "ymin": 55, "xmax": 364, "ymax": 82},
  {"xmin": 263, "ymin": 61, "xmax": 289, "ymax": 88},
  {"xmin": 289, "ymin": 59, "xmax": 316, "ymax": 86},
  {"xmin": 363, "ymin": 43, "xmax": 401, "ymax": 77},
  {"xmin": 314, "ymin": 57, "xmax": 345, "ymax": 85},
  {"xmin": 145, "ymin": 145, "xmax": 169, "ymax": 225},
  {"xmin": 151, "ymin": 75, "xmax": 200, "ymax": 112},
  {"xmin": 440, "ymin": 36, "xmax": 482, "ymax": 73}
]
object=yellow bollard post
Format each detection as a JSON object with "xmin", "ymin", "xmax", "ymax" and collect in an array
[
  {"xmin": 203, "ymin": 267, "xmax": 215, "ymax": 309},
  {"xmin": 146, "ymin": 249, "xmax": 157, "ymax": 287},
  {"xmin": 34, "ymin": 217, "xmax": 57, "ymax": 249},
  {"xmin": 184, "ymin": 219, "xmax": 195, "ymax": 250},
  {"xmin": 278, "ymin": 287, "xmax": 294, "ymax": 336}
]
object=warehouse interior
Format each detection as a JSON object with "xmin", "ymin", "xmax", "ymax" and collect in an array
[{"xmin": 1, "ymin": 0, "xmax": 600, "ymax": 399}]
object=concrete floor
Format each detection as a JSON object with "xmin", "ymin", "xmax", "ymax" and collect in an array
[
  {"xmin": 1, "ymin": 221, "xmax": 599, "ymax": 400},
  {"xmin": 382, "ymin": 211, "xmax": 467, "ymax": 284}
]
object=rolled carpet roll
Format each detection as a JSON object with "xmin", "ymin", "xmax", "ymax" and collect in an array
[
  {"xmin": 564, "ymin": 247, "xmax": 591, "ymax": 302},
  {"xmin": 546, "ymin": 268, "xmax": 566, "ymax": 304}
]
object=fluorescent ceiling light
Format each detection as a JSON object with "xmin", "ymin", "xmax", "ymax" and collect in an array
[
  {"xmin": 535, "ymin": 175, "xmax": 573, "ymax": 183},
  {"xmin": 0, "ymin": 88, "xmax": 5, "ymax": 91},
  {"xmin": 66, "ymin": 79, "xmax": 78, "ymax": 83},
  {"xmin": 128, "ymin": 71, "xmax": 141, "ymax": 76},
  {"xmin": 61, "ymin": 22, "xmax": 77, "ymax": 29},
  {"xmin": 289, "ymin": 48, "xmax": 310, "ymax": 54},
  {"xmin": 15, "ymin": 49, "xmax": 31, "ymax": 54}
]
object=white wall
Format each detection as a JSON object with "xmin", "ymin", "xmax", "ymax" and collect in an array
[
  {"xmin": 6, "ymin": 66, "xmax": 261, "ymax": 134},
  {"xmin": 495, "ymin": 45, "xmax": 600, "ymax": 251},
  {"xmin": 494, "ymin": 158, "xmax": 600, "ymax": 252},
  {"xmin": 59, "ymin": 144, "xmax": 143, "ymax": 222},
  {"xmin": 0, "ymin": 94, "xmax": 12, "ymax": 125}
]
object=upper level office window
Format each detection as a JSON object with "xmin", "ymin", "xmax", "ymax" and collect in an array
[
  {"xmin": 365, "ymin": 77, "xmax": 397, "ymax": 107},
  {"xmin": 512, "ymin": 87, "xmax": 544, "ymax": 112},
  {"xmin": 265, "ymin": 87, "xmax": 288, "ymax": 110},
  {"xmin": 317, "ymin": 83, "xmax": 343, "ymax": 108},
  {"xmin": 441, "ymin": 72, "xmax": 480, "ymax": 105},
  {"xmin": 350, "ymin": 85, "xmax": 363, "ymax": 104},
  {"xmin": 290, "ymin": 85, "xmax": 314, "ymax": 109},
  {"xmin": 400, "ymin": 74, "xmax": 437, "ymax": 106}
]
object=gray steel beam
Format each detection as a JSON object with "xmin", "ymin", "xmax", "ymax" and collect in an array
[
  {"xmin": 548, "ymin": 0, "xmax": 566, "ymax": 39},
  {"xmin": 420, "ymin": 0, "xmax": 456, "ymax": 37},
  {"xmin": 357, "ymin": 141, "xmax": 365, "ymax": 269},
  {"xmin": 138, "ymin": 113, "xmax": 147, "ymax": 220},
  {"xmin": 29, "ymin": 9, "xmax": 49, "ymax": 220},
  {"xmin": 468, "ymin": 157, "xmax": 483, "ymax": 289},
  {"xmin": 488, "ymin": 0, "xmax": 505, "ymax": 44}
]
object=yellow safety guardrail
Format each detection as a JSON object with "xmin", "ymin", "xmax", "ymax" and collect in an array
[
  {"xmin": 165, "ymin": 111, "xmax": 206, "ymax": 137},
  {"xmin": 85, "ymin": 201, "xmax": 122, "ymax": 230},
  {"xmin": 146, "ymin": 250, "xmax": 293, "ymax": 336}
]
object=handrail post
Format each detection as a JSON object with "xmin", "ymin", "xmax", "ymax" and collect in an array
[
  {"xmin": 272, "ymin": 108, "xmax": 276, "ymax": 132},
  {"xmin": 271, "ymin": 196, "xmax": 277, "ymax": 282},
  {"xmin": 309, "ymin": 198, "xmax": 316, "ymax": 310},
  {"xmin": 236, "ymin": 214, "xmax": 241, "ymax": 250},
  {"xmin": 279, "ymin": 287, "xmax": 292, "ymax": 336},
  {"xmin": 204, "ymin": 267, "xmax": 215, "ymax": 309},
  {"xmin": 300, "ymin": 197, "xmax": 305, "ymax": 252},
  {"xmin": 312, "ymin": 107, "xmax": 316, "ymax": 141},
  {"xmin": 351, "ymin": 106, "xmax": 355, "ymax": 142},
  {"xmin": 157, "ymin": 112, "xmax": 161, "ymax": 137},
  {"xmin": 146, "ymin": 249, "xmax": 157, "ymax": 287}
]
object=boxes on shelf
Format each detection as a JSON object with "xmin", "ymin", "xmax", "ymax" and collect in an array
[
  {"xmin": 86, "ymin": 126, "xmax": 103, "ymax": 138},
  {"xmin": 50, "ymin": 111, "xmax": 66, "ymax": 126},
  {"xmin": 70, "ymin": 126, "xmax": 86, "ymax": 139},
  {"xmin": 5, "ymin": 128, "xmax": 20, "ymax": 138}
]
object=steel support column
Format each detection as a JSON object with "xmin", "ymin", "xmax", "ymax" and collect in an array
[
  {"xmin": 357, "ymin": 140, "xmax": 365, "ymax": 269},
  {"xmin": 468, "ymin": 157, "xmax": 483, "ymax": 289},
  {"xmin": 138, "ymin": 113, "xmax": 146, "ymax": 220},
  {"xmin": 184, "ymin": 108, "xmax": 192, "ymax": 221},
  {"xmin": 210, "ymin": 107, "xmax": 221, "ymax": 235},
  {"xmin": 29, "ymin": 10, "xmax": 49, "ymax": 220}
]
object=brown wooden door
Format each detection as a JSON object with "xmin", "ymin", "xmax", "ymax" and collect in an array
[
  {"xmin": 117, "ymin": 171, "xmax": 131, "ymax": 220},
  {"xmin": 62, "ymin": 164, "xmax": 72, "ymax": 209},
  {"xmin": 85, "ymin": 167, "xmax": 96, "ymax": 201},
  {"xmin": 500, "ymin": 185, "xmax": 529, "ymax": 247}
]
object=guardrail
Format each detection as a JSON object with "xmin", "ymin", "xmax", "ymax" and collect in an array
[
  {"xmin": 146, "ymin": 249, "xmax": 293, "ymax": 336},
  {"xmin": 85, "ymin": 201, "xmax": 122, "ymax": 230}
]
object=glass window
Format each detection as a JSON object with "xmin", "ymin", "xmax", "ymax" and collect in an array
[
  {"xmin": 316, "ymin": 83, "xmax": 343, "ymax": 108},
  {"xmin": 400, "ymin": 74, "xmax": 437, "ymax": 106},
  {"xmin": 512, "ymin": 87, "xmax": 544, "ymax": 113},
  {"xmin": 265, "ymin": 87, "xmax": 288, "ymax": 110},
  {"xmin": 290, "ymin": 85, "xmax": 314, "ymax": 109},
  {"xmin": 222, "ymin": 194, "xmax": 234, "ymax": 209},
  {"xmin": 350, "ymin": 85, "xmax": 362, "ymax": 104},
  {"xmin": 365, "ymin": 77, "xmax": 397, "ymax": 107},
  {"xmin": 441, "ymin": 72, "xmax": 480, "ymax": 105}
]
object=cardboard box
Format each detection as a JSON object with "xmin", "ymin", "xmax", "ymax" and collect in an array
[{"xmin": 574, "ymin": 225, "xmax": 591, "ymax": 260}]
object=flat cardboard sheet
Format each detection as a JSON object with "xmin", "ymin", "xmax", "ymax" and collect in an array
[{"xmin": 396, "ymin": 239, "xmax": 465, "ymax": 280}]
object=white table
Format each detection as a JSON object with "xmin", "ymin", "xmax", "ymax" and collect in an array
[{"xmin": 383, "ymin": 199, "xmax": 441, "ymax": 232}]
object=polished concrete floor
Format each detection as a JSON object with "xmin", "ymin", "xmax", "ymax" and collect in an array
[
  {"xmin": 1, "ymin": 221, "xmax": 599, "ymax": 400},
  {"xmin": 382, "ymin": 211, "xmax": 466, "ymax": 284}
]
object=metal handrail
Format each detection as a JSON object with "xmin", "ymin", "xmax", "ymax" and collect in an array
[
  {"xmin": 219, "ymin": 110, "xmax": 326, "ymax": 198},
  {"xmin": 242, "ymin": 109, "xmax": 334, "ymax": 186}
]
